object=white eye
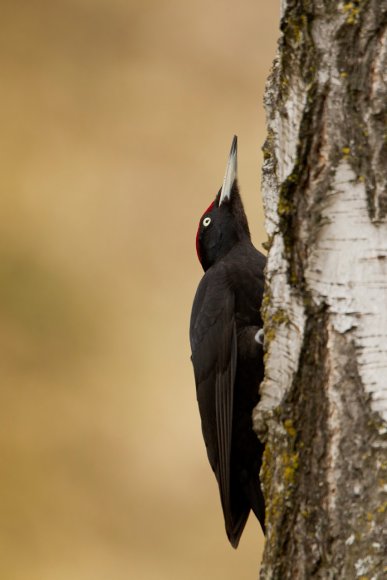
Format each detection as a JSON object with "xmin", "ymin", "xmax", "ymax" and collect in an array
[{"xmin": 203, "ymin": 217, "xmax": 211, "ymax": 227}]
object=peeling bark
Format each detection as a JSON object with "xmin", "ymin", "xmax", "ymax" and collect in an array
[{"xmin": 254, "ymin": 1, "xmax": 387, "ymax": 577}]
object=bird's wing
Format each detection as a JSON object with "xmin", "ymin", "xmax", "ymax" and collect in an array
[
  {"xmin": 214, "ymin": 318, "xmax": 237, "ymax": 523},
  {"xmin": 190, "ymin": 267, "xmax": 237, "ymax": 523}
]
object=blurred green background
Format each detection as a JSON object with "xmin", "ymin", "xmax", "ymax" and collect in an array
[{"xmin": 0, "ymin": 1, "xmax": 278, "ymax": 578}]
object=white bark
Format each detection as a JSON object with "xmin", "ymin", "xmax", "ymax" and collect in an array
[{"xmin": 306, "ymin": 161, "xmax": 387, "ymax": 423}]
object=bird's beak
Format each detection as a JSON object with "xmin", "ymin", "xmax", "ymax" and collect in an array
[{"xmin": 219, "ymin": 135, "xmax": 237, "ymax": 206}]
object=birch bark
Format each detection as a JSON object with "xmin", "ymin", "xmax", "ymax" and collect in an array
[{"xmin": 254, "ymin": 1, "xmax": 387, "ymax": 577}]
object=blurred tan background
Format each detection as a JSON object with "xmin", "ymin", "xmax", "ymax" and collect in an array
[{"xmin": 0, "ymin": 1, "xmax": 279, "ymax": 579}]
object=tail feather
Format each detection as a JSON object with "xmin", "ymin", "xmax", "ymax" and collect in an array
[
  {"xmin": 244, "ymin": 476, "xmax": 265, "ymax": 534},
  {"xmin": 225, "ymin": 508, "xmax": 249, "ymax": 549}
]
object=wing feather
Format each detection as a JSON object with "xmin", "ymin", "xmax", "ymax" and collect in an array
[
  {"xmin": 215, "ymin": 323, "xmax": 236, "ymax": 525},
  {"xmin": 190, "ymin": 265, "xmax": 237, "ymax": 533}
]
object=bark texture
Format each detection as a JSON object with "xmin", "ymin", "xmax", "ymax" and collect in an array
[{"xmin": 254, "ymin": 1, "xmax": 387, "ymax": 578}]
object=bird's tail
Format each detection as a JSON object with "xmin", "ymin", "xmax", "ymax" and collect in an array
[
  {"xmin": 244, "ymin": 476, "xmax": 265, "ymax": 534},
  {"xmin": 225, "ymin": 509, "xmax": 249, "ymax": 549}
]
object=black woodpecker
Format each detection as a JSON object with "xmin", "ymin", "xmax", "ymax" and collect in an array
[{"xmin": 190, "ymin": 136, "xmax": 266, "ymax": 548}]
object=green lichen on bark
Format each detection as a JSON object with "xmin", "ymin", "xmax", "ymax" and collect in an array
[
  {"xmin": 335, "ymin": 0, "xmax": 387, "ymax": 220},
  {"xmin": 269, "ymin": 2, "xmax": 321, "ymax": 289},
  {"xmin": 260, "ymin": 411, "xmax": 301, "ymax": 568},
  {"xmin": 261, "ymin": 307, "xmax": 330, "ymax": 579}
]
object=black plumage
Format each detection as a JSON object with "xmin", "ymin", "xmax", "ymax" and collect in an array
[{"xmin": 190, "ymin": 136, "xmax": 266, "ymax": 548}]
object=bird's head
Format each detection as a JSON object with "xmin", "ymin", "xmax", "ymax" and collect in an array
[{"xmin": 196, "ymin": 136, "xmax": 250, "ymax": 271}]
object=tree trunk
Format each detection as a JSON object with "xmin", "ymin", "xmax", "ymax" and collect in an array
[{"xmin": 254, "ymin": 1, "xmax": 387, "ymax": 577}]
